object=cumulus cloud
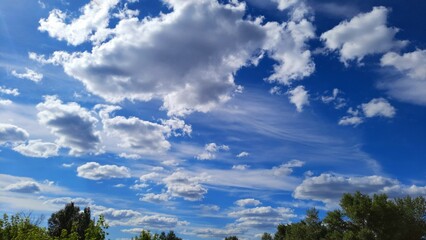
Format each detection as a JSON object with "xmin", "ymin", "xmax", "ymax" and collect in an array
[
  {"xmin": 97, "ymin": 105, "xmax": 190, "ymax": 157},
  {"xmin": 35, "ymin": 0, "xmax": 315, "ymax": 116},
  {"xmin": 235, "ymin": 198, "xmax": 262, "ymax": 207},
  {"xmin": 36, "ymin": 96, "xmax": 101, "ymax": 155},
  {"xmin": 338, "ymin": 107, "xmax": 364, "ymax": 126},
  {"xmin": 4, "ymin": 181, "xmax": 41, "ymax": 193},
  {"xmin": 13, "ymin": 140, "xmax": 59, "ymax": 158},
  {"xmin": 229, "ymin": 206, "xmax": 295, "ymax": 228},
  {"xmin": 236, "ymin": 151, "xmax": 249, "ymax": 158},
  {"xmin": 0, "ymin": 123, "xmax": 29, "ymax": 145},
  {"xmin": 272, "ymin": 159, "xmax": 304, "ymax": 176},
  {"xmin": 263, "ymin": 14, "xmax": 315, "ymax": 85},
  {"xmin": 321, "ymin": 6, "xmax": 408, "ymax": 65},
  {"xmin": 121, "ymin": 215, "xmax": 187, "ymax": 230},
  {"xmin": 288, "ymin": 85, "xmax": 309, "ymax": 112},
  {"xmin": 362, "ymin": 98, "xmax": 396, "ymax": 118},
  {"xmin": 380, "ymin": 49, "xmax": 426, "ymax": 105},
  {"xmin": 0, "ymin": 86, "xmax": 19, "ymax": 96},
  {"xmin": 38, "ymin": 0, "xmax": 120, "ymax": 45},
  {"xmin": 0, "ymin": 99, "xmax": 12, "ymax": 105},
  {"xmin": 232, "ymin": 164, "xmax": 250, "ymax": 170},
  {"xmin": 140, "ymin": 193, "xmax": 170, "ymax": 203},
  {"xmin": 196, "ymin": 143, "xmax": 229, "ymax": 160},
  {"xmin": 11, "ymin": 68, "xmax": 43, "ymax": 82},
  {"xmin": 163, "ymin": 171, "xmax": 207, "ymax": 201},
  {"xmin": 77, "ymin": 162, "xmax": 131, "ymax": 180},
  {"xmin": 294, "ymin": 173, "xmax": 426, "ymax": 206}
]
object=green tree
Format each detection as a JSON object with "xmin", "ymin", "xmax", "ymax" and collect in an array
[
  {"xmin": 224, "ymin": 236, "xmax": 239, "ymax": 240},
  {"xmin": 261, "ymin": 232, "xmax": 273, "ymax": 240},
  {"xmin": 48, "ymin": 202, "xmax": 107, "ymax": 240},
  {"xmin": 0, "ymin": 213, "xmax": 52, "ymax": 240}
]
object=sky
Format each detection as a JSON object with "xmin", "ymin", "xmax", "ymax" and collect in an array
[{"xmin": 0, "ymin": 0, "xmax": 426, "ymax": 239}]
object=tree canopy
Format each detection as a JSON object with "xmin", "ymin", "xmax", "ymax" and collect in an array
[{"xmin": 269, "ymin": 192, "xmax": 426, "ymax": 240}]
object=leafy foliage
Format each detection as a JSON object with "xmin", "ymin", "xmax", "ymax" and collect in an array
[
  {"xmin": 267, "ymin": 192, "xmax": 426, "ymax": 240},
  {"xmin": 131, "ymin": 230, "xmax": 182, "ymax": 240}
]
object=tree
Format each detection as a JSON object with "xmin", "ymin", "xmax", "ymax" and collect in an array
[
  {"xmin": 261, "ymin": 232, "xmax": 273, "ymax": 240},
  {"xmin": 48, "ymin": 202, "xmax": 107, "ymax": 240},
  {"xmin": 273, "ymin": 192, "xmax": 426, "ymax": 240},
  {"xmin": 224, "ymin": 236, "xmax": 239, "ymax": 240},
  {"xmin": 0, "ymin": 213, "xmax": 51, "ymax": 240}
]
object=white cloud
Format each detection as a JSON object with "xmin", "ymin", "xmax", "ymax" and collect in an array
[
  {"xmin": 120, "ymin": 215, "xmax": 187, "ymax": 230},
  {"xmin": 36, "ymin": 0, "xmax": 315, "ymax": 116},
  {"xmin": 235, "ymin": 198, "xmax": 262, "ymax": 207},
  {"xmin": 321, "ymin": 88, "xmax": 346, "ymax": 109},
  {"xmin": 97, "ymin": 105, "xmax": 189, "ymax": 157},
  {"xmin": 62, "ymin": 162, "xmax": 74, "ymax": 168},
  {"xmin": 380, "ymin": 49, "xmax": 426, "ymax": 105},
  {"xmin": 43, "ymin": 197, "xmax": 93, "ymax": 206},
  {"xmin": 140, "ymin": 193, "xmax": 170, "ymax": 203},
  {"xmin": 263, "ymin": 10, "xmax": 315, "ymax": 84},
  {"xmin": 321, "ymin": 6, "xmax": 408, "ymax": 65},
  {"xmin": 36, "ymin": 96, "xmax": 101, "ymax": 155},
  {"xmin": 4, "ymin": 181, "xmax": 41, "ymax": 193},
  {"xmin": 11, "ymin": 68, "xmax": 43, "ymax": 82},
  {"xmin": 272, "ymin": 159, "xmax": 304, "ymax": 176},
  {"xmin": 288, "ymin": 85, "xmax": 309, "ymax": 112},
  {"xmin": 13, "ymin": 140, "xmax": 59, "ymax": 158},
  {"xmin": 113, "ymin": 184, "xmax": 125, "ymax": 188},
  {"xmin": 163, "ymin": 171, "xmax": 207, "ymax": 201},
  {"xmin": 338, "ymin": 115, "xmax": 363, "ymax": 126},
  {"xmin": 269, "ymin": 86, "xmax": 283, "ymax": 95},
  {"xmin": 38, "ymin": 0, "xmax": 120, "ymax": 45},
  {"xmin": 294, "ymin": 173, "xmax": 426, "ymax": 206},
  {"xmin": 139, "ymin": 172, "xmax": 160, "ymax": 182},
  {"xmin": 196, "ymin": 142, "xmax": 229, "ymax": 160},
  {"xmin": 236, "ymin": 151, "xmax": 249, "ymax": 158},
  {"xmin": 129, "ymin": 183, "xmax": 148, "ymax": 190},
  {"xmin": 362, "ymin": 98, "xmax": 396, "ymax": 118},
  {"xmin": 232, "ymin": 164, "xmax": 250, "ymax": 170},
  {"xmin": 0, "ymin": 99, "xmax": 12, "ymax": 105},
  {"xmin": 229, "ymin": 206, "xmax": 295, "ymax": 228},
  {"xmin": 0, "ymin": 123, "xmax": 29, "ymax": 145},
  {"xmin": 77, "ymin": 162, "xmax": 131, "ymax": 180},
  {"xmin": 0, "ymin": 86, "xmax": 19, "ymax": 96}
]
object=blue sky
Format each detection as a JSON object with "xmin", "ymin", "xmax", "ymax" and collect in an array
[{"xmin": 1, "ymin": 0, "xmax": 426, "ymax": 239}]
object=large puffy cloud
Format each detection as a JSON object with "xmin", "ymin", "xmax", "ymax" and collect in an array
[
  {"xmin": 0, "ymin": 123, "xmax": 29, "ymax": 145},
  {"xmin": 294, "ymin": 173, "xmax": 426, "ymax": 206},
  {"xmin": 36, "ymin": 96, "xmax": 101, "ymax": 155},
  {"xmin": 13, "ymin": 140, "xmax": 59, "ymax": 158},
  {"xmin": 361, "ymin": 98, "xmax": 396, "ymax": 118},
  {"xmin": 77, "ymin": 162, "xmax": 131, "ymax": 180},
  {"xmin": 4, "ymin": 181, "xmax": 41, "ymax": 193},
  {"xmin": 38, "ymin": 0, "xmax": 120, "ymax": 45},
  {"xmin": 229, "ymin": 206, "xmax": 295, "ymax": 228},
  {"xmin": 321, "ymin": 6, "xmax": 407, "ymax": 65},
  {"xmin": 380, "ymin": 49, "xmax": 426, "ymax": 105},
  {"xmin": 287, "ymin": 85, "xmax": 309, "ymax": 112},
  {"xmin": 235, "ymin": 198, "xmax": 262, "ymax": 207},
  {"xmin": 35, "ymin": 0, "xmax": 315, "ymax": 116},
  {"xmin": 97, "ymin": 105, "xmax": 190, "ymax": 157},
  {"xmin": 163, "ymin": 171, "xmax": 207, "ymax": 201}
]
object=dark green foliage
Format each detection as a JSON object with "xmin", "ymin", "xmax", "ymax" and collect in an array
[
  {"xmin": 131, "ymin": 230, "xmax": 182, "ymax": 240},
  {"xmin": 261, "ymin": 232, "xmax": 273, "ymax": 240},
  {"xmin": 47, "ymin": 202, "xmax": 108, "ymax": 240},
  {"xmin": 271, "ymin": 192, "xmax": 426, "ymax": 240},
  {"xmin": 224, "ymin": 236, "xmax": 239, "ymax": 240}
]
